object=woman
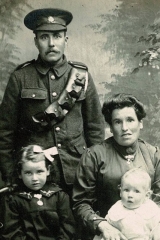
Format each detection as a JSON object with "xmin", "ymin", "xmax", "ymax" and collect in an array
[{"xmin": 72, "ymin": 93, "xmax": 160, "ymax": 240}]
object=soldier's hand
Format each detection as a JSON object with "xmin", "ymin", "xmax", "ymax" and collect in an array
[{"xmin": 98, "ymin": 221, "xmax": 127, "ymax": 240}]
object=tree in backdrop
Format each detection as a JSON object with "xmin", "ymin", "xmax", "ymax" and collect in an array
[
  {"xmin": 0, "ymin": 0, "xmax": 32, "ymax": 102},
  {"xmin": 88, "ymin": 0, "xmax": 160, "ymax": 145}
]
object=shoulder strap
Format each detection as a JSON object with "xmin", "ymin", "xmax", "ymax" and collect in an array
[
  {"xmin": 15, "ymin": 59, "xmax": 35, "ymax": 71},
  {"xmin": 32, "ymin": 63, "xmax": 88, "ymax": 128},
  {"xmin": 68, "ymin": 60, "xmax": 88, "ymax": 70},
  {"xmin": 68, "ymin": 61, "xmax": 89, "ymax": 92}
]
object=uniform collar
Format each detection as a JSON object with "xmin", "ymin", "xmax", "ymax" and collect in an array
[{"xmin": 35, "ymin": 54, "xmax": 68, "ymax": 77}]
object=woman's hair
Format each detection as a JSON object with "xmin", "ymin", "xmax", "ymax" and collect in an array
[
  {"xmin": 17, "ymin": 145, "xmax": 50, "ymax": 174},
  {"xmin": 102, "ymin": 93, "xmax": 146, "ymax": 125},
  {"xmin": 121, "ymin": 168, "xmax": 151, "ymax": 190}
]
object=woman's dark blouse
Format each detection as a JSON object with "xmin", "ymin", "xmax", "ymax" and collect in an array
[{"xmin": 72, "ymin": 137, "xmax": 160, "ymax": 235}]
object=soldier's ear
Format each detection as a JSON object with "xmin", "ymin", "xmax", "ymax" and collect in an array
[{"xmin": 65, "ymin": 36, "xmax": 68, "ymax": 44}]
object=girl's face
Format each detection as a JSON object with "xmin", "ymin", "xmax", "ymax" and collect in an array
[
  {"xmin": 19, "ymin": 160, "xmax": 50, "ymax": 191},
  {"xmin": 110, "ymin": 107, "xmax": 143, "ymax": 146}
]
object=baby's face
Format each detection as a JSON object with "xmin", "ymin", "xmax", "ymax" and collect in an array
[
  {"xmin": 120, "ymin": 176, "xmax": 149, "ymax": 209},
  {"xmin": 19, "ymin": 160, "xmax": 50, "ymax": 191}
]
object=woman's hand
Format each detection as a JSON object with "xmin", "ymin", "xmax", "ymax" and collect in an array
[{"xmin": 98, "ymin": 221, "xmax": 127, "ymax": 240}]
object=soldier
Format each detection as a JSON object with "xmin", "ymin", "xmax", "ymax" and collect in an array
[{"xmin": 0, "ymin": 8, "xmax": 105, "ymax": 196}]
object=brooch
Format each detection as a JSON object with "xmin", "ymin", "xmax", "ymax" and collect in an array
[
  {"xmin": 34, "ymin": 194, "xmax": 43, "ymax": 206},
  {"xmin": 125, "ymin": 155, "xmax": 135, "ymax": 164}
]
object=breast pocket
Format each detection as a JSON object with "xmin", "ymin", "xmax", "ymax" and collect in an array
[
  {"xmin": 21, "ymin": 88, "xmax": 47, "ymax": 100},
  {"xmin": 20, "ymin": 88, "xmax": 48, "ymax": 117}
]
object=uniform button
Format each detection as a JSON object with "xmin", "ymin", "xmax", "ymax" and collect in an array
[
  {"xmin": 54, "ymin": 109, "xmax": 57, "ymax": 112},
  {"xmin": 55, "ymin": 127, "xmax": 60, "ymax": 132},
  {"xmin": 93, "ymin": 217, "xmax": 97, "ymax": 220},
  {"xmin": 51, "ymin": 75, "xmax": 55, "ymax": 80},
  {"xmin": 52, "ymin": 92, "xmax": 57, "ymax": 97},
  {"xmin": 57, "ymin": 143, "xmax": 61, "ymax": 148},
  {"xmin": 32, "ymin": 94, "xmax": 36, "ymax": 98},
  {"xmin": 83, "ymin": 146, "xmax": 86, "ymax": 150}
]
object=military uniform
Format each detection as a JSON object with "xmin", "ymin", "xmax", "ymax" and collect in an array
[
  {"xmin": 0, "ymin": 8, "xmax": 105, "ymax": 187},
  {"xmin": 0, "ymin": 54, "xmax": 104, "ymax": 185}
]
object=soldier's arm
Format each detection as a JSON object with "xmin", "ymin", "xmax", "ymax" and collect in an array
[
  {"xmin": 0, "ymin": 72, "xmax": 20, "ymax": 184},
  {"xmin": 82, "ymin": 72, "xmax": 105, "ymax": 147}
]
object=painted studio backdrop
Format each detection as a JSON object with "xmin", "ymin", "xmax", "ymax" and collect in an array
[{"xmin": 1, "ymin": 0, "xmax": 160, "ymax": 146}]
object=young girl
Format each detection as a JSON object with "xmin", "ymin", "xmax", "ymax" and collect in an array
[
  {"xmin": 94, "ymin": 168, "xmax": 160, "ymax": 240},
  {"xmin": 1, "ymin": 145, "xmax": 75, "ymax": 240}
]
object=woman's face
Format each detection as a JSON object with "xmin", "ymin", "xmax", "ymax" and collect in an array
[{"xmin": 110, "ymin": 107, "xmax": 143, "ymax": 146}]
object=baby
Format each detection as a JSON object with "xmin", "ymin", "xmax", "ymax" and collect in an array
[
  {"xmin": 1, "ymin": 145, "xmax": 75, "ymax": 240},
  {"xmin": 94, "ymin": 168, "xmax": 160, "ymax": 240}
]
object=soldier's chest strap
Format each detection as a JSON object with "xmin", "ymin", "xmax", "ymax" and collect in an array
[{"xmin": 32, "ymin": 61, "xmax": 88, "ymax": 127}]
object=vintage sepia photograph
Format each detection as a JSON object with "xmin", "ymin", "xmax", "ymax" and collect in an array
[{"xmin": 0, "ymin": 0, "xmax": 160, "ymax": 239}]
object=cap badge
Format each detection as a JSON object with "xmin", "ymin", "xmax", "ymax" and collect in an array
[{"xmin": 48, "ymin": 16, "xmax": 55, "ymax": 23}]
